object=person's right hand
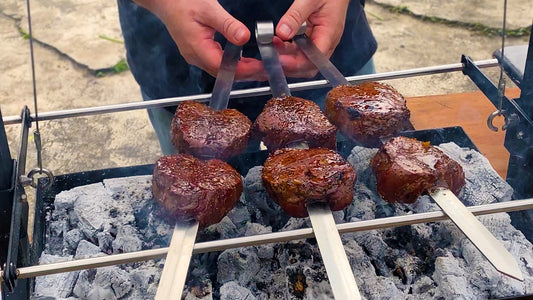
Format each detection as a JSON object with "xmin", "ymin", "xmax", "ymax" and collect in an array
[{"xmin": 133, "ymin": 0, "xmax": 266, "ymax": 81}]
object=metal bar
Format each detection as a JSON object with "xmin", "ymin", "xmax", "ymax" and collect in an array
[
  {"xmin": 155, "ymin": 222, "xmax": 199, "ymax": 300},
  {"xmin": 430, "ymin": 188, "xmax": 523, "ymax": 281},
  {"xmin": 209, "ymin": 43, "xmax": 241, "ymax": 110},
  {"xmin": 2, "ymin": 107, "xmax": 31, "ymax": 292},
  {"xmin": 2, "ymin": 60, "xmax": 499, "ymax": 125},
  {"xmin": 462, "ymin": 55, "xmax": 533, "ymax": 126},
  {"xmin": 517, "ymin": 17, "xmax": 533, "ymax": 122},
  {"xmin": 293, "ymin": 34, "xmax": 349, "ymax": 87},
  {"xmin": 256, "ymin": 21, "xmax": 291, "ymax": 98},
  {"xmin": 5, "ymin": 197, "xmax": 533, "ymax": 281},
  {"xmin": 307, "ymin": 203, "xmax": 361, "ymax": 300}
]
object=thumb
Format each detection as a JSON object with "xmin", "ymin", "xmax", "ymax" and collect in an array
[
  {"xmin": 276, "ymin": 0, "xmax": 316, "ymax": 40},
  {"xmin": 203, "ymin": 3, "xmax": 250, "ymax": 46}
]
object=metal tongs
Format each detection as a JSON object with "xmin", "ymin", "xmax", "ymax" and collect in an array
[
  {"xmin": 155, "ymin": 43, "xmax": 242, "ymax": 300},
  {"xmin": 294, "ymin": 26, "xmax": 523, "ymax": 281},
  {"xmin": 256, "ymin": 21, "xmax": 361, "ymax": 299}
]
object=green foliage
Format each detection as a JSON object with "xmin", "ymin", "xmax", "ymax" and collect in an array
[
  {"xmin": 381, "ymin": 3, "xmax": 530, "ymax": 38},
  {"xmin": 98, "ymin": 35, "xmax": 124, "ymax": 44},
  {"xmin": 95, "ymin": 58, "xmax": 129, "ymax": 77}
]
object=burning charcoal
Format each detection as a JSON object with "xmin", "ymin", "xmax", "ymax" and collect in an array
[
  {"xmin": 94, "ymin": 266, "xmax": 133, "ymax": 298},
  {"xmin": 75, "ymin": 240, "xmax": 105, "ymax": 259},
  {"xmin": 411, "ymin": 275, "xmax": 435, "ymax": 295},
  {"xmin": 34, "ymin": 254, "xmax": 78, "ymax": 298},
  {"xmin": 225, "ymin": 198, "xmax": 251, "ymax": 230},
  {"xmin": 244, "ymin": 223, "xmax": 274, "ymax": 259},
  {"xmin": 217, "ymin": 247, "xmax": 261, "ymax": 286},
  {"xmin": 130, "ymin": 265, "xmax": 158, "ymax": 292},
  {"xmin": 73, "ymin": 269, "xmax": 94, "ymax": 299},
  {"xmin": 433, "ymin": 256, "xmax": 472, "ymax": 298},
  {"xmin": 359, "ymin": 276, "xmax": 405, "ymax": 299},
  {"xmin": 73, "ymin": 192, "xmax": 116, "ymax": 241},
  {"xmin": 54, "ymin": 182, "xmax": 106, "ymax": 211},
  {"xmin": 220, "ymin": 281, "xmax": 256, "ymax": 300},
  {"xmin": 244, "ymin": 166, "xmax": 289, "ymax": 230},
  {"xmin": 206, "ymin": 216, "xmax": 238, "ymax": 239},
  {"xmin": 438, "ymin": 142, "xmax": 514, "ymax": 205},
  {"xmin": 111, "ymin": 224, "xmax": 143, "ymax": 253},
  {"xmin": 97, "ymin": 231, "xmax": 114, "ymax": 254},
  {"xmin": 347, "ymin": 146, "xmax": 379, "ymax": 186},
  {"xmin": 183, "ymin": 279, "xmax": 213, "ymax": 299},
  {"xmin": 63, "ymin": 228, "xmax": 84, "ymax": 254}
]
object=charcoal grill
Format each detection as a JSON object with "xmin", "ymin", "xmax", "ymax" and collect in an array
[{"xmin": 2, "ymin": 14, "xmax": 533, "ymax": 300}]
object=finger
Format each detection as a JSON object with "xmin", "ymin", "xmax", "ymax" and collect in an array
[
  {"xmin": 235, "ymin": 58, "xmax": 268, "ymax": 81},
  {"xmin": 190, "ymin": 39, "xmax": 224, "ymax": 77},
  {"xmin": 277, "ymin": 0, "xmax": 322, "ymax": 40},
  {"xmin": 201, "ymin": 2, "xmax": 250, "ymax": 46},
  {"xmin": 307, "ymin": 24, "xmax": 341, "ymax": 58},
  {"xmin": 278, "ymin": 54, "xmax": 318, "ymax": 78}
]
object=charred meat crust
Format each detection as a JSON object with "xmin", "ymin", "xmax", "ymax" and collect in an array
[
  {"xmin": 262, "ymin": 148, "xmax": 357, "ymax": 218},
  {"xmin": 325, "ymin": 82, "xmax": 411, "ymax": 147},
  {"xmin": 171, "ymin": 101, "xmax": 252, "ymax": 160},
  {"xmin": 370, "ymin": 136, "xmax": 465, "ymax": 204},
  {"xmin": 152, "ymin": 154, "xmax": 243, "ymax": 229},
  {"xmin": 253, "ymin": 96, "xmax": 337, "ymax": 152}
]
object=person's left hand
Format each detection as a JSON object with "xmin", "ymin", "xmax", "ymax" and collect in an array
[{"xmin": 274, "ymin": 0, "xmax": 351, "ymax": 78}]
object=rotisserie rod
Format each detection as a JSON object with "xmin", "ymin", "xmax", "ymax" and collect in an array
[
  {"xmin": 256, "ymin": 21, "xmax": 361, "ymax": 299},
  {"xmin": 155, "ymin": 42, "xmax": 242, "ymax": 300}
]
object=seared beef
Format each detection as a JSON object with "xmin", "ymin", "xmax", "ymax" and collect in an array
[
  {"xmin": 325, "ymin": 82, "xmax": 411, "ymax": 147},
  {"xmin": 171, "ymin": 101, "xmax": 252, "ymax": 160},
  {"xmin": 253, "ymin": 96, "xmax": 337, "ymax": 152},
  {"xmin": 262, "ymin": 148, "xmax": 356, "ymax": 218},
  {"xmin": 370, "ymin": 136, "xmax": 465, "ymax": 204},
  {"xmin": 152, "ymin": 154, "xmax": 242, "ymax": 229}
]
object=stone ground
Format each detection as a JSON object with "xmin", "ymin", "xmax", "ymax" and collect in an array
[{"xmin": 0, "ymin": 1, "xmax": 532, "ymax": 230}]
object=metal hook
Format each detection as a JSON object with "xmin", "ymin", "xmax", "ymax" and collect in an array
[
  {"xmin": 487, "ymin": 110, "xmax": 508, "ymax": 132},
  {"xmin": 26, "ymin": 167, "xmax": 54, "ymax": 189}
]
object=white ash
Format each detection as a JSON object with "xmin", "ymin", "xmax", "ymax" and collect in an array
[{"xmin": 33, "ymin": 143, "xmax": 533, "ymax": 299}]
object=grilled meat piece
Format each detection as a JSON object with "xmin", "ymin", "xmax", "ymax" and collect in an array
[
  {"xmin": 253, "ymin": 96, "xmax": 337, "ymax": 152},
  {"xmin": 171, "ymin": 101, "xmax": 252, "ymax": 160},
  {"xmin": 370, "ymin": 136, "xmax": 465, "ymax": 204},
  {"xmin": 152, "ymin": 154, "xmax": 242, "ymax": 229},
  {"xmin": 262, "ymin": 148, "xmax": 356, "ymax": 218},
  {"xmin": 325, "ymin": 82, "xmax": 411, "ymax": 147}
]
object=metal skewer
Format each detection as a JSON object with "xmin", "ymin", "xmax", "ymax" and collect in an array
[
  {"xmin": 154, "ymin": 42, "xmax": 242, "ymax": 300},
  {"xmin": 294, "ymin": 32, "xmax": 523, "ymax": 281},
  {"xmin": 429, "ymin": 188, "xmax": 523, "ymax": 280},
  {"xmin": 256, "ymin": 21, "xmax": 361, "ymax": 299}
]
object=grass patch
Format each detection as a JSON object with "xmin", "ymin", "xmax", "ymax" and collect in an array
[
  {"xmin": 19, "ymin": 28, "xmax": 31, "ymax": 39},
  {"xmin": 380, "ymin": 3, "xmax": 531, "ymax": 37},
  {"xmin": 95, "ymin": 58, "xmax": 129, "ymax": 77},
  {"xmin": 98, "ymin": 35, "xmax": 124, "ymax": 44}
]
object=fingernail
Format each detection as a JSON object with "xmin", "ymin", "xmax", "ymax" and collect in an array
[
  {"xmin": 234, "ymin": 28, "xmax": 246, "ymax": 42},
  {"xmin": 278, "ymin": 23, "xmax": 292, "ymax": 38}
]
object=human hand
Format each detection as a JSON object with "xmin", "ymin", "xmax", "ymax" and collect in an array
[
  {"xmin": 275, "ymin": 0, "xmax": 351, "ymax": 78},
  {"xmin": 133, "ymin": 0, "xmax": 266, "ymax": 81}
]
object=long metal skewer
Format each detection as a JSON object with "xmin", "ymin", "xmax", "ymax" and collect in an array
[
  {"xmin": 256, "ymin": 21, "xmax": 360, "ymax": 299},
  {"xmin": 3, "ymin": 198, "xmax": 532, "ymax": 281},
  {"xmin": 2, "ymin": 60, "xmax": 499, "ymax": 125},
  {"xmin": 429, "ymin": 188, "xmax": 523, "ymax": 280},
  {"xmin": 154, "ymin": 42, "xmax": 242, "ymax": 300}
]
